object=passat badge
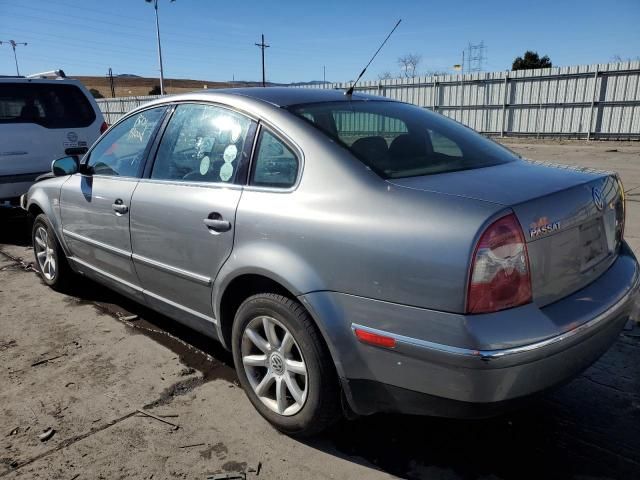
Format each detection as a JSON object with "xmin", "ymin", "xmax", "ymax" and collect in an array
[
  {"xmin": 529, "ymin": 217, "xmax": 561, "ymax": 239},
  {"xmin": 592, "ymin": 186, "xmax": 604, "ymax": 211}
]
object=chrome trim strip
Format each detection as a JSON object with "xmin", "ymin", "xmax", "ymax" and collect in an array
[
  {"xmin": 132, "ymin": 253, "xmax": 211, "ymax": 286},
  {"xmin": 136, "ymin": 178, "xmax": 244, "ymax": 190},
  {"xmin": 351, "ymin": 271, "xmax": 638, "ymax": 361},
  {"xmin": 143, "ymin": 289, "xmax": 217, "ymax": 325},
  {"xmin": 69, "ymin": 256, "xmax": 142, "ymax": 293},
  {"xmin": 63, "ymin": 229, "xmax": 131, "ymax": 258}
]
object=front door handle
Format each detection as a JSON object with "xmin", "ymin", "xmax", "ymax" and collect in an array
[
  {"xmin": 112, "ymin": 199, "xmax": 129, "ymax": 215},
  {"xmin": 203, "ymin": 217, "xmax": 231, "ymax": 232}
]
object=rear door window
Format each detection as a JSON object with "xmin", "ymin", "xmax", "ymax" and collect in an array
[
  {"xmin": 0, "ymin": 83, "xmax": 96, "ymax": 128},
  {"xmin": 150, "ymin": 103, "xmax": 255, "ymax": 184}
]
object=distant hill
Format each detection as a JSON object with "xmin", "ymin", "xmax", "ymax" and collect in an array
[{"xmin": 74, "ymin": 75, "xmax": 331, "ymax": 98}]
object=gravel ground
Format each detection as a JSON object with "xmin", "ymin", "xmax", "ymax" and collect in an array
[{"xmin": 1, "ymin": 140, "xmax": 639, "ymax": 480}]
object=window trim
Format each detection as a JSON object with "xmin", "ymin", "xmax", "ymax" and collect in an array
[
  {"xmin": 142, "ymin": 101, "xmax": 259, "ymax": 188},
  {"xmin": 246, "ymin": 123, "xmax": 303, "ymax": 193},
  {"xmin": 81, "ymin": 104, "xmax": 170, "ymax": 180}
]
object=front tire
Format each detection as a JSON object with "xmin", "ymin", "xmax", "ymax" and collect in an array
[
  {"xmin": 32, "ymin": 214, "xmax": 73, "ymax": 291},
  {"xmin": 231, "ymin": 293, "xmax": 340, "ymax": 437}
]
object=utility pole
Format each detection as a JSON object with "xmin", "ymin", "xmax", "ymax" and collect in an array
[
  {"xmin": 323, "ymin": 65, "xmax": 326, "ymax": 83},
  {"xmin": 1, "ymin": 40, "xmax": 28, "ymax": 76},
  {"xmin": 145, "ymin": 0, "xmax": 174, "ymax": 95},
  {"xmin": 107, "ymin": 67, "xmax": 116, "ymax": 98},
  {"xmin": 255, "ymin": 34, "xmax": 270, "ymax": 87}
]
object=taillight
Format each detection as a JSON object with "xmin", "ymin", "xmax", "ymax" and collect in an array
[
  {"xmin": 467, "ymin": 213, "xmax": 532, "ymax": 314},
  {"xmin": 100, "ymin": 121, "xmax": 109, "ymax": 134}
]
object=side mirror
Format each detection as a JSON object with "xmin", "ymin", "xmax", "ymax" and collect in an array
[{"xmin": 51, "ymin": 156, "xmax": 79, "ymax": 176}]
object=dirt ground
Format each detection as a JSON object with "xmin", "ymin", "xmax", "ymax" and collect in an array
[{"xmin": 1, "ymin": 140, "xmax": 640, "ymax": 480}]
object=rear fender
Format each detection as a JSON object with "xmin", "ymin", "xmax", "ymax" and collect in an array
[{"xmin": 212, "ymin": 242, "xmax": 326, "ymax": 342}]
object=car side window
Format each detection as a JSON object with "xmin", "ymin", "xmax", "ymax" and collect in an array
[
  {"xmin": 251, "ymin": 130, "xmax": 299, "ymax": 188},
  {"xmin": 86, "ymin": 107, "xmax": 166, "ymax": 177},
  {"xmin": 151, "ymin": 103, "xmax": 254, "ymax": 184}
]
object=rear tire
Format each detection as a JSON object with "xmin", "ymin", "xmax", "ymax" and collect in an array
[
  {"xmin": 32, "ymin": 214, "xmax": 73, "ymax": 291},
  {"xmin": 231, "ymin": 293, "xmax": 341, "ymax": 437}
]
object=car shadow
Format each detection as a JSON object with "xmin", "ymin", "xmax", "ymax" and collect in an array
[
  {"xmin": 0, "ymin": 208, "xmax": 31, "ymax": 247},
  {"xmin": 2, "ymin": 210, "xmax": 639, "ymax": 479}
]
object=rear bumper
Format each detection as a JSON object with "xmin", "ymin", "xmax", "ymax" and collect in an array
[{"xmin": 301, "ymin": 244, "xmax": 639, "ymax": 417}]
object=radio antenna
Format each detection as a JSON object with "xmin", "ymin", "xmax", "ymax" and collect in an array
[{"xmin": 345, "ymin": 19, "xmax": 402, "ymax": 97}]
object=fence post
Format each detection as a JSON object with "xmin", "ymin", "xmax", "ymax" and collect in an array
[
  {"xmin": 500, "ymin": 74, "xmax": 509, "ymax": 137},
  {"xmin": 586, "ymin": 69, "xmax": 599, "ymax": 141},
  {"xmin": 433, "ymin": 76, "xmax": 439, "ymax": 112}
]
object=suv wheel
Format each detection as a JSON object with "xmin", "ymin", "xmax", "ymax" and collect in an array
[
  {"xmin": 32, "ymin": 214, "xmax": 73, "ymax": 291},
  {"xmin": 232, "ymin": 293, "xmax": 340, "ymax": 437}
]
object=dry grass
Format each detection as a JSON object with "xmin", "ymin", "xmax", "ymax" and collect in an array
[{"xmin": 75, "ymin": 75, "xmax": 234, "ymax": 97}]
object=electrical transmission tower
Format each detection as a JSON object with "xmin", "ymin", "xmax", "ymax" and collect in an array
[{"xmin": 465, "ymin": 41, "xmax": 486, "ymax": 72}]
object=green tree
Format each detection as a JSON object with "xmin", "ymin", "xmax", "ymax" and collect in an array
[
  {"xmin": 148, "ymin": 85, "xmax": 162, "ymax": 95},
  {"xmin": 512, "ymin": 51, "xmax": 552, "ymax": 71},
  {"xmin": 89, "ymin": 88, "xmax": 104, "ymax": 99}
]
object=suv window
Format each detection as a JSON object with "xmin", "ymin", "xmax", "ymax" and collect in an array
[
  {"xmin": 0, "ymin": 82, "xmax": 96, "ymax": 128},
  {"xmin": 86, "ymin": 107, "xmax": 166, "ymax": 177},
  {"xmin": 289, "ymin": 101, "xmax": 515, "ymax": 178},
  {"xmin": 251, "ymin": 130, "xmax": 299, "ymax": 188},
  {"xmin": 151, "ymin": 104, "xmax": 254, "ymax": 184}
]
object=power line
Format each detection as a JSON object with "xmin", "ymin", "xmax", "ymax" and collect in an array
[
  {"xmin": 0, "ymin": 40, "xmax": 27, "ymax": 75},
  {"xmin": 255, "ymin": 34, "xmax": 270, "ymax": 87}
]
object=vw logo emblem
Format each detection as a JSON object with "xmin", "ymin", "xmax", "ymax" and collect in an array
[
  {"xmin": 67, "ymin": 131, "xmax": 78, "ymax": 142},
  {"xmin": 269, "ymin": 352, "xmax": 285, "ymax": 375},
  {"xmin": 592, "ymin": 187, "xmax": 604, "ymax": 211}
]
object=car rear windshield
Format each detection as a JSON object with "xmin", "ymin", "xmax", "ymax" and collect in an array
[
  {"xmin": 288, "ymin": 101, "xmax": 516, "ymax": 178},
  {"xmin": 0, "ymin": 82, "xmax": 96, "ymax": 128}
]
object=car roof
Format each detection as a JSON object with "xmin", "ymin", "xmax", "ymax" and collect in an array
[
  {"xmin": 0, "ymin": 77, "xmax": 82, "ymax": 84},
  {"xmin": 194, "ymin": 87, "xmax": 396, "ymax": 108}
]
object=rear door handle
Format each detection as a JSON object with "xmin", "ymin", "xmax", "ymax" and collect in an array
[
  {"xmin": 203, "ymin": 217, "xmax": 231, "ymax": 232},
  {"xmin": 112, "ymin": 199, "xmax": 129, "ymax": 215}
]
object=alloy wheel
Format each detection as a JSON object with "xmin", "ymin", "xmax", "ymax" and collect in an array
[
  {"xmin": 241, "ymin": 315, "xmax": 308, "ymax": 416},
  {"xmin": 34, "ymin": 226, "xmax": 56, "ymax": 281}
]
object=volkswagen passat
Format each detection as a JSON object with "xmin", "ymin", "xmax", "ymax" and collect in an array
[{"xmin": 22, "ymin": 88, "xmax": 639, "ymax": 436}]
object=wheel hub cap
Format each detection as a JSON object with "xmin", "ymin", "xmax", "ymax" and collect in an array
[{"xmin": 269, "ymin": 352, "xmax": 285, "ymax": 375}]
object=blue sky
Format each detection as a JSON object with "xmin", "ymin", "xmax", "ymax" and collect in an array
[{"xmin": 1, "ymin": 0, "xmax": 638, "ymax": 83}]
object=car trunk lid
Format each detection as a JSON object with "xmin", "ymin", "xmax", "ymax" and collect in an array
[{"xmin": 388, "ymin": 160, "xmax": 625, "ymax": 306}]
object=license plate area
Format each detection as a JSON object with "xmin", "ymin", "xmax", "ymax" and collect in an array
[{"xmin": 580, "ymin": 218, "xmax": 608, "ymax": 271}]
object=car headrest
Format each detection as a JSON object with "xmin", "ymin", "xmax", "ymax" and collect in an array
[
  {"xmin": 389, "ymin": 134, "xmax": 431, "ymax": 158},
  {"xmin": 351, "ymin": 136, "xmax": 389, "ymax": 163}
]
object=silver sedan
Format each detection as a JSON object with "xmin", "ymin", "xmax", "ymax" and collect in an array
[{"xmin": 23, "ymin": 88, "xmax": 639, "ymax": 436}]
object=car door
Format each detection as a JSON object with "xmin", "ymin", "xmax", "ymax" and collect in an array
[
  {"xmin": 129, "ymin": 103, "xmax": 256, "ymax": 332},
  {"xmin": 60, "ymin": 106, "xmax": 167, "ymax": 300}
]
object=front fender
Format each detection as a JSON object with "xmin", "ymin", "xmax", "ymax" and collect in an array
[{"xmin": 25, "ymin": 177, "xmax": 71, "ymax": 256}]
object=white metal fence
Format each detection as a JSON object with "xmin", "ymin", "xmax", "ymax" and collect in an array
[
  {"xmin": 96, "ymin": 61, "xmax": 640, "ymax": 139},
  {"xmin": 97, "ymin": 95, "xmax": 159, "ymax": 124}
]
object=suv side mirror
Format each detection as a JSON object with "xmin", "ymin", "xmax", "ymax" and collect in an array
[{"xmin": 51, "ymin": 156, "xmax": 79, "ymax": 176}]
